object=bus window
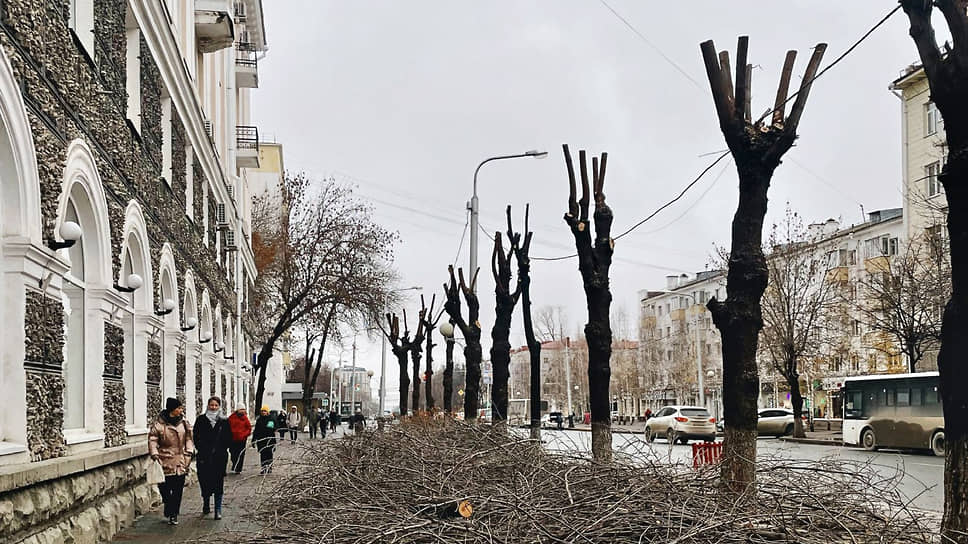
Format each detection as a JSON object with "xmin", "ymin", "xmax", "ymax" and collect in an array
[
  {"xmin": 926, "ymin": 386, "xmax": 939, "ymax": 404},
  {"xmin": 897, "ymin": 389, "xmax": 910, "ymax": 406},
  {"xmin": 877, "ymin": 389, "xmax": 886, "ymax": 406},
  {"xmin": 845, "ymin": 391, "xmax": 863, "ymax": 418},
  {"xmin": 912, "ymin": 388, "xmax": 922, "ymax": 406},
  {"xmin": 886, "ymin": 389, "xmax": 896, "ymax": 406}
]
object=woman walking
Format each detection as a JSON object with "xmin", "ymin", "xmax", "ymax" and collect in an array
[
  {"xmin": 148, "ymin": 397, "xmax": 194, "ymax": 525},
  {"xmin": 252, "ymin": 405, "xmax": 277, "ymax": 474},
  {"xmin": 193, "ymin": 397, "xmax": 232, "ymax": 519},
  {"xmin": 275, "ymin": 409, "xmax": 288, "ymax": 445},
  {"xmin": 227, "ymin": 404, "xmax": 251, "ymax": 474},
  {"xmin": 287, "ymin": 405, "xmax": 301, "ymax": 443}
]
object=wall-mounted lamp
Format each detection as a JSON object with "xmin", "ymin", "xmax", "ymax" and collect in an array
[
  {"xmin": 224, "ymin": 355, "xmax": 235, "ymax": 360},
  {"xmin": 48, "ymin": 221, "xmax": 81, "ymax": 251},
  {"xmin": 114, "ymin": 273, "xmax": 143, "ymax": 293},
  {"xmin": 214, "ymin": 341, "xmax": 225, "ymax": 353},
  {"xmin": 181, "ymin": 316, "xmax": 198, "ymax": 332},
  {"xmin": 199, "ymin": 330, "xmax": 213, "ymax": 344},
  {"xmin": 154, "ymin": 297, "xmax": 176, "ymax": 316}
]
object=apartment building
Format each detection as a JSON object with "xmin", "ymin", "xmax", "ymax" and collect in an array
[
  {"xmin": 0, "ymin": 1, "xmax": 270, "ymax": 541},
  {"xmin": 637, "ymin": 209, "xmax": 908, "ymax": 419}
]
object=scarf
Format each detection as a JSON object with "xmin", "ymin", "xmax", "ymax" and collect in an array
[
  {"xmin": 205, "ymin": 409, "xmax": 220, "ymax": 427},
  {"xmin": 161, "ymin": 410, "xmax": 183, "ymax": 426}
]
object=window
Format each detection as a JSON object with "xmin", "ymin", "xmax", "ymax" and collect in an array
[
  {"xmin": 912, "ymin": 387, "xmax": 923, "ymax": 406},
  {"xmin": 925, "ymin": 101, "xmax": 941, "ymax": 136},
  {"xmin": 63, "ymin": 200, "xmax": 87, "ymax": 431},
  {"xmin": 885, "ymin": 389, "xmax": 896, "ymax": 406},
  {"xmin": 925, "ymin": 386, "xmax": 939, "ymax": 404},
  {"xmin": 926, "ymin": 161, "xmax": 942, "ymax": 197},
  {"xmin": 125, "ymin": 7, "xmax": 141, "ymax": 132},
  {"xmin": 865, "ymin": 235, "xmax": 899, "ymax": 258},
  {"xmin": 665, "ymin": 327, "xmax": 670, "ymax": 338},
  {"xmin": 897, "ymin": 389, "xmax": 911, "ymax": 406},
  {"xmin": 69, "ymin": 0, "xmax": 95, "ymax": 55},
  {"xmin": 851, "ymin": 320, "xmax": 861, "ymax": 337},
  {"xmin": 185, "ymin": 146, "xmax": 194, "ymax": 218},
  {"xmin": 699, "ymin": 290, "xmax": 707, "ymax": 303},
  {"xmin": 657, "ymin": 305, "xmax": 662, "ymax": 316},
  {"xmin": 847, "ymin": 250, "xmax": 857, "ymax": 266}
]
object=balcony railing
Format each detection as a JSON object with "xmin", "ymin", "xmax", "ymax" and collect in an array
[
  {"xmin": 235, "ymin": 42, "xmax": 257, "ymax": 68},
  {"xmin": 234, "ymin": 0, "xmax": 246, "ymax": 21},
  {"xmin": 237, "ymin": 125, "xmax": 259, "ymax": 150}
]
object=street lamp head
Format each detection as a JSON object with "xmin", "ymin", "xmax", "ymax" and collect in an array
[
  {"xmin": 707, "ymin": 370, "xmax": 715, "ymax": 378},
  {"xmin": 367, "ymin": 370, "xmax": 374, "ymax": 377},
  {"xmin": 439, "ymin": 322, "xmax": 455, "ymax": 338},
  {"xmin": 525, "ymin": 149, "xmax": 548, "ymax": 159}
]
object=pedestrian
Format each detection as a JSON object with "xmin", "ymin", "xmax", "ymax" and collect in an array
[
  {"xmin": 148, "ymin": 397, "xmax": 193, "ymax": 526},
  {"xmin": 275, "ymin": 409, "xmax": 288, "ymax": 444},
  {"xmin": 567, "ymin": 412, "xmax": 575, "ymax": 428},
  {"xmin": 350, "ymin": 409, "xmax": 366, "ymax": 434},
  {"xmin": 227, "ymin": 404, "xmax": 251, "ymax": 474},
  {"xmin": 318, "ymin": 408, "xmax": 328, "ymax": 439},
  {"xmin": 329, "ymin": 409, "xmax": 339, "ymax": 433},
  {"xmin": 307, "ymin": 405, "xmax": 318, "ymax": 439},
  {"xmin": 644, "ymin": 408, "xmax": 652, "ymax": 421},
  {"xmin": 193, "ymin": 396, "xmax": 232, "ymax": 520},
  {"xmin": 287, "ymin": 405, "xmax": 301, "ymax": 443},
  {"xmin": 252, "ymin": 405, "xmax": 277, "ymax": 474}
]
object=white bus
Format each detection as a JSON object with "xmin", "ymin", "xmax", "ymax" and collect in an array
[{"xmin": 842, "ymin": 371, "xmax": 943, "ymax": 456}]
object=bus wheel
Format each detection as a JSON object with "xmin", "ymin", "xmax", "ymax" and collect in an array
[
  {"xmin": 862, "ymin": 428, "xmax": 878, "ymax": 451},
  {"xmin": 931, "ymin": 431, "xmax": 945, "ymax": 457}
]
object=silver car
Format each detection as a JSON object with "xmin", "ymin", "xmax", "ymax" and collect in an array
[
  {"xmin": 717, "ymin": 409, "xmax": 797, "ymax": 437},
  {"xmin": 645, "ymin": 405, "xmax": 716, "ymax": 444}
]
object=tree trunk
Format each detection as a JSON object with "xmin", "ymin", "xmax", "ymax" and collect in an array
[
  {"xmin": 425, "ymin": 330, "xmax": 435, "ymax": 411},
  {"xmin": 395, "ymin": 349, "xmax": 410, "ymax": 416},
  {"xmin": 411, "ymin": 348, "xmax": 422, "ymax": 414},
  {"xmin": 464, "ymin": 339, "xmax": 482, "ymax": 421},
  {"xmin": 784, "ymin": 368, "xmax": 805, "ymax": 439},
  {"xmin": 586, "ymin": 301, "xmax": 612, "ymax": 461},
  {"xmin": 254, "ymin": 344, "xmax": 273, "ymax": 411},
  {"xmin": 443, "ymin": 334, "xmax": 455, "ymax": 413},
  {"xmin": 490, "ymin": 297, "xmax": 513, "ymax": 422}
]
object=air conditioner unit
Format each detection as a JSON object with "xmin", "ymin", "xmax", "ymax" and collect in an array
[
  {"xmin": 226, "ymin": 231, "xmax": 238, "ymax": 251},
  {"xmin": 216, "ymin": 202, "xmax": 228, "ymax": 228},
  {"xmin": 227, "ymin": 185, "xmax": 235, "ymax": 200},
  {"xmin": 204, "ymin": 120, "xmax": 213, "ymax": 139}
]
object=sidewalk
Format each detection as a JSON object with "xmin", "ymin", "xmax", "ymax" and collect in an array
[{"xmin": 112, "ymin": 427, "xmax": 347, "ymax": 543}]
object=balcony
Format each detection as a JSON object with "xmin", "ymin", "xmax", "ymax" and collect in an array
[
  {"xmin": 236, "ymin": 125, "xmax": 259, "ymax": 168},
  {"xmin": 195, "ymin": 0, "xmax": 235, "ymax": 53},
  {"xmin": 235, "ymin": 43, "xmax": 258, "ymax": 88}
]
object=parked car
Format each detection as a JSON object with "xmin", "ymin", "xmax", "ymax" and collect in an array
[
  {"xmin": 717, "ymin": 409, "xmax": 799, "ymax": 437},
  {"xmin": 644, "ymin": 406, "xmax": 716, "ymax": 444},
  {"xmin": 541, "ymin": 412, "xmax": 564, "ymax": 429}
]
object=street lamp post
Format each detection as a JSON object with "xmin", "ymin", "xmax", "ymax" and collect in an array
[
  {"xmin": 469, "ymin": 150, "xmax": 547, "ymax": 292},
  {"xmin": 379, "ymin": 286, "xmax": 422, "ymax": 416}
]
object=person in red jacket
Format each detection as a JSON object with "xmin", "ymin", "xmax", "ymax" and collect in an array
[{"xmin": 227, "ymin": 404, "xmax": 252, "ymax": 474}]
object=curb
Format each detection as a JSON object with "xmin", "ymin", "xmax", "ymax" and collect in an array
[{"xmin": 779, "ymin": 437, "xmax": 847, "ymax": 447}]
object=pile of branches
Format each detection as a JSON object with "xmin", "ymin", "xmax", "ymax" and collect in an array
[{"xmin": 200, "ymin": 420, "xmax": 938, "ymax": 543}]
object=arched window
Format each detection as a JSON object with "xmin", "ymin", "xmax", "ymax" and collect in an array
[{"xmin": 62, "ymin": 199, "xmax": 86, "ymax": 431}]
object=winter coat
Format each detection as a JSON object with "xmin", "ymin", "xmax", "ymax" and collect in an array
[
  {"xmin": 253, "ymin": 415, "xmax": 277, "ymax": 449},
  {"xmin": 307, "ymin": 409, "xmax": 319, "ymax": 426},
  {"xmin": 193, "ymin": 414, "xmax": 232, "ymax": 497},
  {"xmin": 287, "ymin": 410, "xmax": 302, "ymax": 430},
  {"xmin": 148, "ymin": 412, "xmax": 194, "ymax": 476},
  {"xmin": 275, "ymin": 412, "xmax": 288, "ymax": 431},
  {"xmin": 228, "ymin": 412, "xmax": 252, "ymax": 443}
]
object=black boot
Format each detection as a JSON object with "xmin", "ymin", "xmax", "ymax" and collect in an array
[{"xmin": 202, "ymin": 495, "xmax": 211, "ymax": 515}]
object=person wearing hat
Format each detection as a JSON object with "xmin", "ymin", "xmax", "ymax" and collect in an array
[
  {"xmin": 148, "ymin": 397, "xmax": 194, "ymax": 525},
  {"xmin": 193, "ymin": 397, "xmax": 232, "ymax": 519},
  {"xmin": 252, "ymin": 405, "xmax": 277, "ymax": 474},
  {"xmin": 227, "ymin": 403, "xmax": 252, "ymax": 474}
]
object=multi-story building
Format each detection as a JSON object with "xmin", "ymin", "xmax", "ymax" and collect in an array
[
  {"xmin": 638, "ymin": 209, "xmax": 908, "ymax": 420},
  {"xmin": 891, "ymin": 64, "xmax": 948, "ymax": 238},
  {"xmin": 332, "ymin": 366, "xmax": 374, "ymax": 416},
  {"xmin": 0, "ymin": 1, "xmax": 269, "ymax": 540}
]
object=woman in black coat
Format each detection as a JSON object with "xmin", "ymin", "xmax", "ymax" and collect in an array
[
  {"xmin": 193, "ymin": 396, "xmax": 232, "ymax": 519},
  {"xmin": 252, "ymin": 405, "xmax": 277, "ymax": 474}
]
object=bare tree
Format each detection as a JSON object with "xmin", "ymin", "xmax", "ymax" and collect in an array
[
  {"xmin": 443, "ymin": 266, "xmax": 482, "ymax": 421},
  {"xmin": 248, "ymin": 173, "xmax": 397, "ymax": 410},
  {"xmin": 384, "ymin": 309, "xmax": 424, "ymax": 416},
  {"xmin": 850, "ymin": 232, "xmax": 949, "ymax": 373},
  {"xmin": 535, "ymin": 306, "xmax": 567, "ymax": 343},
  {"xmin": 506, "ymin": 205, "xmax": 541, "ymax": 437},
  {"xmin": 489, "ymin": 208, "xmax": 522, "ymax": 423},
  {"xmin": 759, "ymin": 208, "xmax": 838, "ymax": 438},
  {"xmin": 410, "ymin": 304, "xmax": 428, "ymax": 413},
  {"xmin": 421, "ymin": 296, "xmax": 445, "ymax": 411},
  {"xmin": 699, "ymin": 37, "xmax": 825, "ymax": 490},
  {"xmin": 561, "ymin": 144, "xmax": 614, "ymax": 462}
]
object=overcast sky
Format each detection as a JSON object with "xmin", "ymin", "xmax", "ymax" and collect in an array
[{"xmin": 252, "ymin": 1, "xmax": 926, "ymax": 407}]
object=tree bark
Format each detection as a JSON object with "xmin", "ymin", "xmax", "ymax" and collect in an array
[
  {"xmin": 443, "ymin": 267, "xmax": 482, "ymax": 422},
  {"xmin": 443, "ymin": 331, "xmax": 455, "ymax": 413},
  {"xmin": 425, "ymin": 328, "xmax": 435, "ymax": 411},
  {"xmin": 561, "ymin": 147, "xmax": 613, "ymax": 461},
  {"xmin": 899, "ymin": 3, "xmax": 968, "ymax": 536},
  {"xmin": 783, "ymin": 365, "xmax": 806, "ymax": 439},
  {"xmin": 699, "ymin": 37, "xmax": 824, "ymax": 492},
  {"xmin": 302, "ymin": 304, "xmax": 337, "ymax": 416},
  {"xmin": 490, "ymin": 228, "xmax": 518, "ymax": 423},
  {"xmin": 411, "ymin": 343, "xmax": 422, "ymax": 414}
]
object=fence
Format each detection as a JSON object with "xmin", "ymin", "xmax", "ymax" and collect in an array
[{"xmin": 691, "ymin": 442, "xmax": 723, "ymax": 468}]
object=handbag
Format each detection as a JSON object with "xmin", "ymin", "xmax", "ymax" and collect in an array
[{"xmin": 146, "ymin": 459, "xmax": 165, "ymax": 485}]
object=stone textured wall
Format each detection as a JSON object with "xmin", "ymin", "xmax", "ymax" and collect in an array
[
  {"xmin": 23, "ymin": 290, "xmax": 66, "ymax": 461},
  {"xmin": 220, "ymin": 373, "xmax": 227, "ymax": 404},
  {"xmin": 103, "ymin": 323, "xmax": 126, "ymax": 448},
  {"xmin": 146, "ymin": 342, "xmax": 161, "ymax": 424},
  {"xmin": 0, "ymin": 454, "xmax": 159, "ymax": 543},
  {"xmin": 176, "ymin": 352, "xmax": 186, "ymax": 388},
  {"xmin": 210, "ymin": 368, "xmax": 216, "ymax": 397}
]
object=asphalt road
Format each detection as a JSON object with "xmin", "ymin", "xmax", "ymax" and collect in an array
[{"xmin": 537, "ymin": 429, "xmax": 944, "ymax": 513}]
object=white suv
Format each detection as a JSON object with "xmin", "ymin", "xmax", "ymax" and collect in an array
[{"xmin": 645, "ymin": 405, "xmax": 717, "ymax": 444}]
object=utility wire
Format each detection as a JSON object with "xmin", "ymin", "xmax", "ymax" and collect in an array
[
  {"xmin": 529, "ymin": 4, "xmax": 901, "ymax": 263},
  {"xmin": 452, "ymin": 210, "xmax": 470, "ymax": 269},
  {"xmin": 598, "ymin": 0, "xmax": 704, "ymax": 90}
]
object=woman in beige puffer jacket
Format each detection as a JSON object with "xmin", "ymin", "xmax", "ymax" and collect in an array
[{"xmin": 148, "ymin": 397, "xmax": 194, "ymax": 525}]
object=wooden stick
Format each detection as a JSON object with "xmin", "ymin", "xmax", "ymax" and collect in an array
[{"xmin": 772, "ymin": 50, "xmax": 797, "ymax": 127}]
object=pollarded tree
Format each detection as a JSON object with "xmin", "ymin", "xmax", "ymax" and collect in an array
[
  {"xmin": 248, "ymin": 173, "xmax": 396, "ymax": 410},
  {"xmin": 420, "ymin": 296, "xmax": 445, "ymax": 411},
  {"xmin": 443, "ymin": 266, "xmax": 482, "ymax": 422},
  {"xmin": 759, "ymin": 208, "xmax": 838, "ymax": 438},
  {"xmin": 385, "ymin": 309, "xmax": 424, "ymax": 416},
  {"xmin": 899, "ymin": 2, "xmax": 968, "ymax": 536},
  {"xmin": 490, "ymin": 207, "xmax": 524, "ymax": 423},
  {"xmin": 508, "ymin": 205, "xmax": 541, "ymax": 438},
  {"xmin": 561, "ymin": 144, "xmax": 614, "ymax": 461},
  {"xmin": 699, "ymin": 37, "xmax": 825, "ymax": 491}
]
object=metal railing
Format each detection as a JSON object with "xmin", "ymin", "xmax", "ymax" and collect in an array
[
  {"xmin": 236, "ymin": 125, "xmax": 259, "ymax": 150},
  {"xmin": 235, "ymin": 42, "xmax": 257, "ymax": 68}
]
